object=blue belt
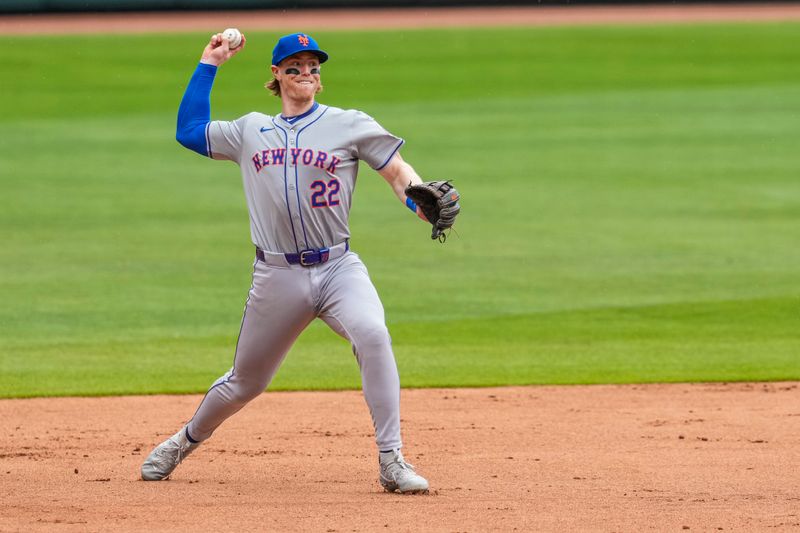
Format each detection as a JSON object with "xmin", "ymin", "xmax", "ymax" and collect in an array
[{"xmin": 256, "ymin": 241, "xmax": 349, "ymax": 267}]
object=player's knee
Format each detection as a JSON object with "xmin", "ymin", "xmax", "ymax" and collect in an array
[
  {"xmin": 228, "ymin": 377, "xmax": 267, "ymax": 403},
  {"xmin": 352, "ymin": 322, "xmax": 392, "ymax": 354}
]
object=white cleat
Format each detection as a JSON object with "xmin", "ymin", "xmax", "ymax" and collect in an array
[
  {"xmin": 141, "ymin": 427, "xmax": 200, "ymax": 481},
  {"xmin": 379, "ymin": 449, "xmax": 429, "ymax": 494}
]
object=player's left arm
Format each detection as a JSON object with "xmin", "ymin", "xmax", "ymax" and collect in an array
[{"xmin": 377, "ymin": 153, "xmax": 428, "ymax": 222}]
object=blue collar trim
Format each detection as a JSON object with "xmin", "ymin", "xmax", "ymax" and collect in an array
[{"xmin": 281, "ymin": 102, "xmax": 319, "ymax": 124}]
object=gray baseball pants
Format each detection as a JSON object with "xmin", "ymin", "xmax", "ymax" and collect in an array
[{"xmin": 186, "ymin": 251, "xmax": 403, "ymax": 451}]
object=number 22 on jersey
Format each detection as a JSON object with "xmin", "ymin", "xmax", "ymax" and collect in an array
[{"xmin": 310, "ymin": 178, "xmax": 341, "ymax": 208}]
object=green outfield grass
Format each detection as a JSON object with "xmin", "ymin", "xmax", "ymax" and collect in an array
[{"xmin": 1, "ymin": 23, "xmax": 799, "ymax": 397}]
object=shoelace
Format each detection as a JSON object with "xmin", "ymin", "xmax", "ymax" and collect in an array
[
  {"xmin": 154, "ymin": 437, "xmax": 184, "ymax": 467},
  {"xmin": 384, "ymin": 456, "xmax": 416, "ymax": 478}
]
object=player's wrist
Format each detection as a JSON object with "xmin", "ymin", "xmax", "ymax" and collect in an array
[{"xmin": 405, "ymin": 198, "xmax": 429, "ymax": 222}]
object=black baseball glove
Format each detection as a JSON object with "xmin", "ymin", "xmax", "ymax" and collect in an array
[{"xmin": 405, "ymin": 180, "xmax": 461, "ymax": 241}]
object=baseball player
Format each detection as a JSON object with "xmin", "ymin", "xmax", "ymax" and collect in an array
[{"xmin": 141, "ymin": 31, "xmax": 457, "ymax": 494}]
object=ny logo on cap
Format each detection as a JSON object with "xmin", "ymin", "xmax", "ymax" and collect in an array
[{"xmin": 298, "ymin": 35, "xmax": 310, "ymax": 46}]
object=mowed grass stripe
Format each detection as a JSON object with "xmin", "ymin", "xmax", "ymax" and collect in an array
[{"xmin": 1, "ymin": 297, "xmax": 797, "ymax": 398}]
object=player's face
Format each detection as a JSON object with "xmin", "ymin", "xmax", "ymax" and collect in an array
[{"xmin": 274, "ymin": 52, "xmax": 321, "ymax": 100}]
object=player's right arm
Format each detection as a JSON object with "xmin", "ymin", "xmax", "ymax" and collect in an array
[{"xmin": 176, "ymin": 33, "xmax": 245, "ymax": 156}]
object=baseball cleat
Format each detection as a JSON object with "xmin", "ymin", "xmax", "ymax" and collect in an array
[
  {"xmin": 379, "ymin": 449, "xmax": 429, "ymax": 494},
  {"xmin": 141, "ymin": 427, "xmax": 200, "ymax": 481}
]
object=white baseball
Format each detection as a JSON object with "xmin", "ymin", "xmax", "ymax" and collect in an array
[{"xmin": 222, "ymin": 28, "xmax": 242, "ymax": 49}]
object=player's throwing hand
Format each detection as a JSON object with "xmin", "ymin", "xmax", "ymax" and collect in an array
[{"xmin": 201, "ymin": 32, "xmax": 246, "ymax": 67}]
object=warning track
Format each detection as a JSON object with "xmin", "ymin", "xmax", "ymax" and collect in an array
[{"xmin": 3, "ymin": 3, "xmax": 800, "ymax": 35}]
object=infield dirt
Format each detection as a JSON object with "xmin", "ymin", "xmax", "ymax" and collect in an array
[
  {"xmin": 2, "ymin": 4, "xmax": 799, "ymax": 531},
  {"xmin": 2, "ymin": 383, "xmax": 799, "ymax": 531}
]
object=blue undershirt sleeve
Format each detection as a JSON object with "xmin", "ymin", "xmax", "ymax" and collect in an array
[{"xmin": 176, "ymin": 62, "xmax": 217, "ymax": 156}]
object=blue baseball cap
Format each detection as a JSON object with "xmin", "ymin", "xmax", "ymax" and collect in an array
[{"xmin": 272, "ymin": 33, "xmax": 329, "ymax": 66}]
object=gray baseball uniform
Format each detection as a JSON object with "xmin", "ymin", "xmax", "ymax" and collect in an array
[{"xmin": 185, "ymin": 103, "xmax": 406, "ymax": 451}]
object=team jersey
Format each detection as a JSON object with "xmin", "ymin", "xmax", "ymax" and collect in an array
[{"xmin": 206, "ymin": 104, "xmax": 404, "ymax": 253}]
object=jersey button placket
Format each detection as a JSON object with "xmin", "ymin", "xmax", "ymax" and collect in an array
[
  {"xmin": 290, "ymin": 130, "xmax": 304, "ymax": 249},
  {"xmin": 288, "ymin": 130, "xmax": 296, "ymax": 184},
  {"xmin": 288, "ymin": 124, "xmax": 309, "ymax": 252}
]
